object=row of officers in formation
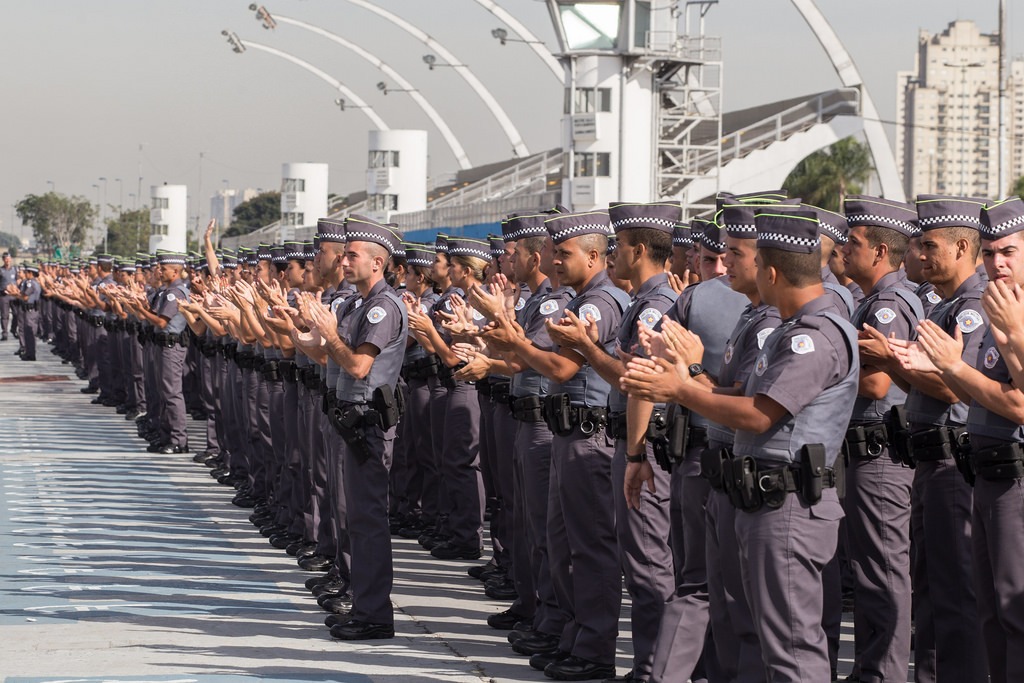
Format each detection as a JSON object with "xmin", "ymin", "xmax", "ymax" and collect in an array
[{"xmin": 9, "ymin": 191, "xmax": 1024, "ymax": 683}]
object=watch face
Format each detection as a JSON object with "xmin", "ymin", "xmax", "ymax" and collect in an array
[{"xmin": 688, "ymin": 363, "xmax": 703, "ymax": 377}]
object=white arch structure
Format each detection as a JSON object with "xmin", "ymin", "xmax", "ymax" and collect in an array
[
  {"xmin": 470, "ymin": 0, "xmax": 564, "ymax": 83},
  {"xmin": 791, "ymin": 0, "xmax": 906, "ymax": 201},
  {"xmin": 339, "ymin": 0, "xmax": 530, "ymax": 158},
  {"xmin": 264, "ymin": 11, "xmax": 472, "ymax": 170},
  {"xmin": 240, "ymin": 39, "xmax": 390, "ymax": 130}
]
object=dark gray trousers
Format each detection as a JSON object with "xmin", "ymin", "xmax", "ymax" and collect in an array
[
  {"xmin": 549, "ymin": 427, "xmax": 620, "ymax": 666},
  {"xmin": 342, "ymin": 420, "xmax": 396, "ymax": 625},
  {"xmin": 843, "ymin": 450, "xmax": 913, "ymax": 683},
  {"xmin": 735, "ymin": 488, "xmax": 843, "ymax": 682},
  {"xmin": 440, "ymin": 381, "xmax": 483, "ymax": 548},
  {"xmin": 612, "ymin": 439, "xmax": 674, "ymax": 680},
  {"xmin": 157, "ymin": 344, "xmax": 187, "ymax": 447},
  {"xmin": 910, "ymin": 458, "xmax": 987, "ymax": 683},
  {"xmin": 973, "ymin": 476, "xmax": 1024, "ymax": 683}
]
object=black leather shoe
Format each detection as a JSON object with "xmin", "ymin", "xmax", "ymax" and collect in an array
[
  {"xmin": 544, "ymin": 655, "xmax": 614, "ymax": 681},
  {"xmin": 305, "ymin": 571, "xmax": 337, "ymax": 590},
  {"xmin": 21, "ymin": 355, "xmax": 36, "ymax": 361},
  {"xmin": 312, "ymin": 580, "xmax": 349, "ymax": 598},
  {"xmin": 507, "ymin": 622, "xmax": 536, "ymax": 644},
  {"xmin": 485, "ymin": 578, "xmax": 519, "ymax": 601},
  {"xmin": 397, "ymin": 522, "xmax": 428, "ymax": 539},
  {"xmin": 100, "ymin": 396, "xmax": 119, "ymax": 407},
  {"xmin": 90, "ymin": 396, "xmax": 104, "ymax": 405},
  {"xmin": 158, "ymin": 444, "xmax": 187, "ymax": 454},
  {"xmin": 468, "ymin": 560, "xmax": 497, "ymax": 580},
  {"xmin": 210, "ymin": 467, "xmax": 230, "ymax": 478},
  {"xmin": 418, "ymin": 531, "xmax": 450, "ymax": 550},
  {"xmin": 296, "ymin": 543, "xmax": 320, "ymax": 560},
  {"xmin": 80, "ymin": 385, "xmax": 98, "ymax": 394},
  {"xmin": 430, "ymin": 542, "xmax": 482, "ymax": 561},
  {"xmin": 269, "ymin": 533, "xmax": 300, "ymax": 549},
  {"xmin": 116, "ymin": 404, "xmax": 129, "ymax": 414},
  {"xmin": 324, "ymin": 613, "xmax": 351, "ymax": 628},
  {"xmin": 299, "ymin": 555, "xmax": 333, "ymax": 572},
  {"xmin": 487, "ymin": 608, "xmax": 530, "ymax": 630},
  {"xmin": 124, "ymin": 410, "xmax": 139, "ymax": 420},
  {"xmin": 320, "ymin": 594, "xmax": 354, "ymax": 614},
  {"xmin": 513, "ymin": 632, "xmax": 561, "ymax": 656},
  {"xmin": 146, "ymin": 442, "xmax": 168, "ymax": 453},
  {"xmin": 529, "ymin": 649, "xmax": 570, "ymax": 671},
  {"xmin": 330, "ymin": 620, "xmax": 394, "ymax": 641},
  {"xmin": 231, "ymin": 494, "xmax": 257, "ymax": 508},
  {"xmin": 260, "ymin": 523, "xmax": 285, "ymax": 538}
]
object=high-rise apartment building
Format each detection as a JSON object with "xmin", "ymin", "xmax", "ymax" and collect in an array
[
  {"xmin": 897, "ymin": 20, "xmax": 1024, "ymax": 199},
  {"xmin": 210, "ymin": 188, "xmax": 261, "ymax": 230}
]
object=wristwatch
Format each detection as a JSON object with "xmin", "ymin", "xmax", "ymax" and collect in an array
[
  {"xmin": 688, "ymin": 363, "xmax": 705, "ymax": 378},
  {"xmin": 625, "ymin": 452, "xmax": 645, "ymax": 463}
]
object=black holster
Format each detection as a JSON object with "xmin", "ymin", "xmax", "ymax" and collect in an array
[
  {"xmin": 701, "ymin": 447, "xmax": 731, "ymax": 491},
  {"xmin": 952, "ymin": 430, "xmax": 976, "ymax": 487},
  {"xmin": 973, "ymin": 442, "xmax": 1024, "ymax": 481},
  {"xmin": 652, "ymin": 404, "xmax": 688, "ymax": 473},
  {"xmin": 542, "ymin": 393, "xmax": 573, "ymax": 437},
  {"xmin": 369, "ymin": 384, "xmax": 403, "ymax": 431},
  {"xmin": 799, "ymin": 443, "xmax": 827, "ymax": 505},
  {"xmin": 730, "ymin": 455, "xmax": 762, "ymax": 512},
  {"xmin": 329, "ymin": 403, "xmax": 375, "ymax": 464}
]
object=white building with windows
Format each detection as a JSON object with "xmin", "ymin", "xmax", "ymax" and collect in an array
[
  {"xmin": 149, "ymin": 184, "xmax": 187, "ymax": 253},
  {"xmin": 365, "ymin": 130, "xmax": 427, "ymax": 222},
  {"xmin": 280, "ymin": 163, "xmax": 328, "ymax": 239},
  {"xmin": 210, "ymin": 188, "xmax": 260, "ymax": 230},
  {"xmin": 897, "ymin": 20, "xmax": 1024, "ymax": 198}
]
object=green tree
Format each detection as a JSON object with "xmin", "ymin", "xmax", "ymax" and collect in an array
[
  {"xmin": 1010, "ymin": 175, "xmax": 1024, "ymax": 199},
  {"xmin": 104, "ymin": 207, "xmax": 150, "ymax": 258},
  {"xmin": 784, "ymin": 137, "xmax": 874, "ymax": 212},
  {"xmin": 224, "ymin": 191, "xmax": 281, "ymax": 237},
  {"xmin": 0, "ymin": 231, "xmax": 19, "ymax": 256},
  {"xmin": 15, "ymin": 192, "xmax": 95, "ymax": 253}
]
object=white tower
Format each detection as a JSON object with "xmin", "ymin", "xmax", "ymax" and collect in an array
[
  {"xmin": 365, "ymin": 129, "xmax": 428, "ymax": 222},
  {"xmin": 149, "ymin": 184, "xmax": 187, "ymax": 253},
  {"xmin": 280, "ymin": 162, "xmax": 329, "ymax": 240}
]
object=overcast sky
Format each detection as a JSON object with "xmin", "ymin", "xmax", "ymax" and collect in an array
[{"xmin": 0, "ymin": 0, "xmax": 1016, "ymax": 240}]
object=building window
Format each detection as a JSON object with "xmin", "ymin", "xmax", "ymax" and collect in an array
[
  {"xmin": 152, "ymin": 197, "xmax": 169, "ymax": 209},
  {"xmin": 368, "ymin": 194, "xmax": 399, "ymax": 212},
  {"xmin": 282, "ymin": 212, "xmax": 305, "ymax": 226},
  {"xmin": 368, "ymin": 150, "xmax": 400, "ymax": 168},
  {"xmin": 151, "ymin": 224, "xmax": 168, "ymax": 236},
  {"xmin": 565, "ymin": 87, "xmax": 613, "ymax": 114},
  {"xmin": 281, "ymin": 178, "xmax": 306, "ymax": 193},
  {"xmin": 573, "ymin": 151, "xmax": 612, "ymax": 177}
]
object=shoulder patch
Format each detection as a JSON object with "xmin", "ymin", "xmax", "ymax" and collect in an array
[
  {"xmin": 756, "ymin": 327, "xmax": 775, "ymax": 349},
  {"xmin": 755, "ymin": 353, "xmax": 769, "ymax": 376},
  {"xmin": 367, "ymin": 306, "xmax": 387, "ymax": 324},
  {"xmin": 578, "ymin": 303, "xmax": 601, "ymax": 322},
  {"xmin": 790, "ymin": 334, "xmax": 815, "ymax": 355},
  {"xmin": 166, "ymin": 293, "xmax": 176, "ymax": 302},
  {"xmin": 539, "ymin": 300, "xmax": 560, "ymax": 316},
  {"xmin": 514, "ymin": 296, "xmax": 526, "ymax": 311},
  {"xmin": 956, "ymin": 309, "xmax": 983, "ymax": 334},
  {"xmin": 354, "ymin": 298, "xmax": 363, "ymax": 309},
  {"xmin": 419, "ymin": 303, "xmax": 429, "ymax": 315},
  {"xmin": 926, "ymin": 291, "xmax": 942, "ymax": 304},
  {"xmin": 984, "ymin": 346, "xmax": 1000, "ymax": 370},
  {"xmin": 330, "ymin": 297, "xmax": 344, "ymax": 314},
  {"xmin": 723, "ymin": 343, "xmax": 733, "ymax": 365},
  {"xmin": 637, "ymin": 307, "xmax": 663, "ymax": 329},
  {"xmin": 874, "ymin": 307, "xmax": 896, "ymax": 325},
  {"xmin": 471, "ymin": 309, "xmax": 485, "ymax": 321},
  {"xmin": 443, "ymin": 299, "xmax": 452, "ymax": 312}
]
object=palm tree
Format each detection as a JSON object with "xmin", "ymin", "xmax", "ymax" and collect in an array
[{"xmin": 784, "ymin": 137, "xmax": 875, "ymax": 212}]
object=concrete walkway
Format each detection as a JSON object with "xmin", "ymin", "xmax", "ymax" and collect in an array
[{"xmin": 0, "ymin": 338, "xmax": 875, "ymax": 682}]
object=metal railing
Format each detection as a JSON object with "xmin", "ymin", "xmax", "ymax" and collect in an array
[
  {"xmin": 427, "ymin": 148, "xmax": 562, "ymax": 209},
  {"xmin": 391, "ymin": 191, "xmax": 562, "ymax": 233},
  {"xmin": 691, "ymin": 88, "xmax": 860, "ymax": 173}
]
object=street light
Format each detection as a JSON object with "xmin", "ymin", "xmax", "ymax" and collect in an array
[
  {"xmin": 115, "ymin": 178, "xmax": 123, "ymax": 210},
  {"xmin": 335, "ymin": 97, "xmax": 370, "ymax": 112},
  {"xmin": 222, "ymin": 30, "xmax": 246, "ymax": 53},
  {"xmin": 249, "ymin": 4, "xmax": 277, "ymax": 29},
  {"xmin": 91, "ymin": 183, "xmax": 101, "ymax": 253},
  {"xmin": 490, "ymin": 27, "xmax": 544, "ymax": 46},
  {"xmin": 46, "ymin": 180, "xmax": 55, "ymax": 194},
  {"xmin": 376, "ymin": 80, "xmax": 416, "ymax": 96},
  {"xmin": 943, "ymin": 59, "xmax": 985, "ymax": 194},
  {"xmin": 422, "ymin": 54, "xmax": 466, "ymax": 70}
]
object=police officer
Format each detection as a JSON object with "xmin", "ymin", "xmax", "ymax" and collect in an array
[
  {"xmin": 0, "ymin": 252, "xmax": 17, "ymax": 341},
  {"xmin": 626, "ymin": 206, "xmax": 859, "ymax": 681},
  {"xmin": 17, "ymin": 264, "xmax": 41, "ymax": 360},
  {"xmin": 134, "ymin": 251, "xmax": 191, "ymax": 454},
  {"xmin": 881, "ymin": 195, "xmax": 989, "ymax": 683},
  {"xmin": 498, "ymin": 210, "xmax": 628, "ymax": 680},
  {"xmin": 910, "ymin": 196, "xmax": 1024, "ymax": 683},
  {"xmin": 839, "ymin": 196, "xmax": 923, "ymax": 683},
  {"xmin": 301, "ymin": 217, "xmax": 407, "ymax": 640}
]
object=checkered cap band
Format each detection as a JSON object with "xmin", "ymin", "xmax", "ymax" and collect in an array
[
  {"xmin": 916, "ymin": 195, "xmax": 986, "ymax": 231},
  {"xmin": 844, "ymin": 213, "xmax": 917, "ymax": 236},
  {"xmin": 610, "ymin": 216, "xmax": 677, "ymax": 232},
  {"xmin": 447, "ymin": 238, "xmax": 493, "ymax": 262},
  {"xmin": 981, "ymin": 197, "xmax": 1024, "ymax": 238},
  {"xmin": 755, "ymin": 209, "xmax": 821, "ymax": 254},
  {"xmin": 819, "ymin": 221, "xmax": 847, "ymax": 244},
  {"xmin": 345, "ymin": 230, "xmax": 400, "ymax": 256},
  {"xmin": 157, "ymin": 255, "xmax": 187, "ymax": 265},
  {"xmin": 919, "ymin": 214, "xmax": 982, "ymax": 229},
  {"xmin": 504, "ymin": 214, "xmax": 548, "ymax": 241},
  {"xmin": 698, "ymin": 226, "xmax": 727, "ymax": 253},
  {"xmin": 758, "ymin": 232, "xmax": 819, "ymax": 249},
  {"xmin": 608, "ymin": 202, "xmax": 681, "ymax": 235},
  {"xmin": 435, "ymin": 235, "xmax": 449, "ymax": 253},
  {"xmin": 316, "ymin": 231, "xmax": 346, "ymax": 244},
  {"xmin": 673, "ymin": 225, "xmax": 693, "ymax": 247},
  {"xmin": 406, "ymin": 246, "xmax": 435, "ymax": 268}
]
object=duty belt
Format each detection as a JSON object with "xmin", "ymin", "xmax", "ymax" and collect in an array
[
  {"xmin": 402, "ymin": 355, "xmax": 439, "ymax": 380},
  {"xmin": 21, "ymin": 303, "xmax": 38, "ymax": 311},
  {"xmin": 843, "ymin": 423, "xmax": 891, "ymax": 459},
  {"xmin": 972, "ymin": 442, "xmax": 1024, "ymax": 481},
  {"xmin": 279, "ymin": 360, "xmax": 297, "ymax": 383},
  {"xmin": 542, "ymin": 393, "xmax": 607, "ymax": 436},
  {"xmin": 511, "ymin": 395, "xmax": 545, "ymax": 423},
  {"xmin": 708, "ymin": 445, "xmax": 837, "ymax": 512},
  {"xmin": 261, "ymin": 359, "xmax": 281, "ymax": 382},
  {"xmin": 153, "ymin": 332, "xmax": 185, "ymax": 348},
  {"xmin": 489, "ymin": 381, "xmax": 511, "ymax": 405},
  {"xmin": 911, "ymin": 425, "xmax": 974, "ymax": 486}
]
